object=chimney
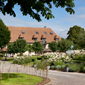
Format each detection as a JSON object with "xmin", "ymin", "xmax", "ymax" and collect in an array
[{"xmin": 44, "ymin": 26, "xmax": 46, "ymax": 28}]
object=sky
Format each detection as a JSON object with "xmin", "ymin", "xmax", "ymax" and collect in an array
[{"xmin": 0, "ymin": 0, "xmax": 85, "ymax": 39}]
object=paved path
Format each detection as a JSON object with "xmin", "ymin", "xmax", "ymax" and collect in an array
[{"xmin": 0, "ymin": 61, "xmax": 85, "ymax": 85}]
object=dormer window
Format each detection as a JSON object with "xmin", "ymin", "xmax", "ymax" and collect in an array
[
  {"xmin": 36, "ymin": 31, "xmax": 39, "ymax": 34},
  {"xmin": 34, "ymin": 38, "xmax": 37, "ymax": 41},
  {"xmin": 42, "ymin": 38, "xmax": 46, "ymax": 42},
  {"xmin": 56, "ymin": 38, "xmax": 59, "ymax": 41},
  {"xmin": 44, "ymin": 32, "xmax": 47, "ymax": 34},
  {"xmin": 50, "ymin": 32, "xmax": 53, "ymax": 35},
  {"xmin": 22, "ymin": 31, "xmax": 25, "ymax": 34},
  {"xmin": 19, "ymin": 37, "xmax": 24, "ymax": 39}
]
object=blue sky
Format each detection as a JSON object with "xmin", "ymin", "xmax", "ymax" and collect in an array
[{"xmin": 0, "ymin": 0, "xmax": 85, "ymax": 38}]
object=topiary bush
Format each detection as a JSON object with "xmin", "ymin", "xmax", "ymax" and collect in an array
[
  {"xmin": 50, "ymin": 65, "xmax": 55, "ymax": 70},
  {"xmin": 55, "ymin": 65, "xmax": 61, "ymax": 70}
]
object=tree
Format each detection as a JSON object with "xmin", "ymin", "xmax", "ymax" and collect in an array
[
  {"xmin": 8, "ymin": 43, "xmax": 15, "ymax": 53},
  {"xmin": 32, "ymin": 41, "xmax": 43, "ymax": 54},
  {"xmin": 57, "ymin": 39, "xmax": 73, "ymax": 52},
  {"xmin": 8, "ymin": 39, "xmax": 27, "ymax": 55},
  {"xmin": 0, "ymin": 0, "xmax": 75, "ymax": 21},
  {"xmin": 26, "ymin": 44, "xmax": 33, "ymax": 53},
  {"xmin": 77, "ymin": 33, "xmax": 85, "ymax": 48},
  {"xmin": 49, "ymin": 41, "xmax": 57, "ymax": 52},
  {"xmin": 0, "ymin": 18, "xmax": 10, "ymax": 48},
  {"xmin": 67, "ymin": 25, "xmax": 85, "ymax": 44}
]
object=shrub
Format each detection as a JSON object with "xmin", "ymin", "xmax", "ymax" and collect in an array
[
  {"xmin": 82, "ymin": 55, "xmax": 85, "ymax": 61},
  {"xmin": 37, "ymin": 56, "xmax": 42, "ymax": 60},
  {"xmin": 75, "ymin": 55, "xmax": 82, "ymax": 60},
  {"xmin": 13, "ymin": 56, "xmax": 32, "ymax": 65},
  {"xmin": 61, "ymin": 65, "xmax": 66, "ymax": 71},
  {"xmin": 54, "ymin": 61, "xmax": 63, "ymax": 66},
  {"xmin": 70, "ymin": 64, "xmax": 80, "ymax": 72},
  {"xmin": 83, "ymin": 67, "xmax": 85, "ymax": 72},
  {"xmin": 50, "ymin": 65, "xmax": 55, "ymax": 70},
  {"xmin": 55, "ymin": 65, "xmax": 61, "ymax": 70},
  {"xmin": 0, "ymin": 53, "xmax": 4, "ymax": 57},
  {"xmin": 79, "ymin": 63, "xmax": 84, "ymax": 72}
]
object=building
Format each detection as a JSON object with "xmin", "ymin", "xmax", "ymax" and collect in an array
[{"xmin": 8, "ymin": 26, "xmax": 61, "ymax": 53}]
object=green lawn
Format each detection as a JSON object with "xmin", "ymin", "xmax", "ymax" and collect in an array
[{"xmin": 1, "ymin": 73, "xmax": 43, "ymax": 85}]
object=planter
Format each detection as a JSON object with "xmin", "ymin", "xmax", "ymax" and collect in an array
[
  {"xmin": 47, "ymin": 66, "xmax": 50, "ymax": 70},
  {"xmin": 65, "ymin": 67, "xmax": 70, "ymax": 72}
]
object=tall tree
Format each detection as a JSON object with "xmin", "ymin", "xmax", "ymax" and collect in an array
[
  {"xmin": 77, "ymin": 33, "xmax": 85, "ymax": 48},
  {"xmin": 32, "ymin": 41, "xmax": 43, "ymax": 54},
  {"xmin": 57, "ymin": 39, "xmax": 73, "ymax": 52},
  {"xmin": 0, "ymin": 0, "xmax": 75, "ymax": 21},
  {"xmin": 49, "ymin": 41, "xmax": 57, "ymax": 52},
  {"xmin": 0, "ymin": 18, "xmax": 10, "ymax": 48},
  {"xmin": 8, "ymin": 39, "xmax": 27, "ymax": 55},
  {"xmin": 67, "ymin": 25, "xmax": 85, "ymax": 44},
  {"xmin": 26, "ymin": 44, "xmax": 33, "ymax": 53}
]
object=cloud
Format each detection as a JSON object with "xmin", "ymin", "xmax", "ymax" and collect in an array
[{"xmin": 0, "ymin": 13, "xmax": 69, "ymax": 38}]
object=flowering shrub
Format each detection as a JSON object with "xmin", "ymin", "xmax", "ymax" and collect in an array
[
  {"xmin": 43, "ymin": 52, "xmax": 72, "ymax": 63},
  {"xmin": 13, "ymin": 55, "xmax": 32, "ymax": 64},
  {"xmin": 71, "ymin": 50, "xmax": 85, "ymax": 60}
]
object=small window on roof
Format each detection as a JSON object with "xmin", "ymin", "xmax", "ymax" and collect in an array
[
  {"xmin": 22, "ymin": 31, "xmax": 25, "ymax": 34},
  {"xmin": 44, "ymin": 32, "xmax": 47, "ymax": 34},
  {"xmin": 56, "ymin": 38, "xmax": 59, "ymax": 42},
  {"xmin": 36, "ymin": 31, "xmax": 39, "ymax": 34},
  {"xmin": 34, "ymin": 38, "xmax": 37, "ymax": 41},
  {"xmin": 50, "ymin": 32, "xmax": 53, "ymax": 35}
]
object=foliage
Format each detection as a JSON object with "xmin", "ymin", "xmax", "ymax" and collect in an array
[
  {"xmin": 77, "ymin": 33, "xmax": 85, "ymax": 48},
  {"xmin": 36, "ymin": 61, "xmax": 47, "ymax": 71},
  {"xmin": 8, "ymin": 43, "xmax": 15, "ymax": 53},
  {"xmin": 55, "ymin": 65, "xmax": 61, "ymax": 70},
  {"xmin": 0, "ymin": 18, "xmax": 10, "ymax": 48},
  {"xmin": 73, "ymin": 44, "xmax": 81, "ymax": 50},
  {"xmin": 32, "ymin": 41, "xmax": 43, "ymax": 53},
  {"xmin": 8, "ymin": 39, "xmax": 27, "ymax": 54},
  {"xmin": 67, "ymin": 25, "xmax": 85, "ymax": 44},
  {"xmin": 49, "ymin": 41, "xmax": 57, "ymax": 52},
  {"xmin": 83, "ymin": 67, "xmax": 85, "ymax": 72},
  {"xmin": 69, "ymin": 64, "xmax": 80, "ymax": 72},
  {"xmin": 13, "ymin": 56, "xmax": 32, "ymax": 65},
  {"xmin": 57, "ymin": 39, "xmax": 73, "ymax": 52},
  {"xmin": 26, "ymin": 44, "xmax": 33, "ymax": 53},
  {"xmin": 0, "ymin": 0, "xmax": 75, "ymax": 21},
  {"xmin": 71, "ymin": 50, "xmax": 85, "ymax": 61},
  {"xmin": 50, "ymin": 65, "xmax": 55, "ymax": 70},
  {"xmin": 1, "ymin": 73, "xmax": 43, "ymax": 85},
  {"xmin": 54, "ymin": 61, "xmax": 63, "ymax": 66},
  {"xmin": 44, "ymin": 52, "xmax": 72, "ymax": 63}
]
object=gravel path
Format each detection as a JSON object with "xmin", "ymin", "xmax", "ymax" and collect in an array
[{"xmin": 0, "ymin": 61, "xmax": 85, "ymax": 85}]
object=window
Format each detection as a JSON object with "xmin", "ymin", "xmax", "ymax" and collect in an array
[
  {"xmin": 44, "ymin": 32, "xmax": 47, "ymax": 34},
  {"xmin": 34, "ymin": 38, "xmax": 37, "ymax": 41},
  {"xmin": 42, "ymin": 38, "xmax": 46, "ymax": 42},
  {"xmin": 56, "ymin": 38, "xmax": 59, "ymax": 41},
  {"xmin": 36, "ymin": 31, "xmax": 39, "ymax": 34},
  {"xmin": 50, "ymin": 32, "xmax": 53, "ymax": 35},
  {"xmin": 22, "ymin": 31, "xmax": 25, "ymax": 34},
  {"xmin": 19, "ymin": 37, "xmax": 24, "ymax": 39}
]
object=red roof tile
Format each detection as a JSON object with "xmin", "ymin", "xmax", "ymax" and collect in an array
[{"xmin": 8, "ymin": 26, "xmax": 61, "ymax": 43}]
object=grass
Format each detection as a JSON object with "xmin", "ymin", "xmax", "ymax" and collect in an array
[{"xmin": 1, "ymin": 73, "xmax": 43, "ymax": 85}]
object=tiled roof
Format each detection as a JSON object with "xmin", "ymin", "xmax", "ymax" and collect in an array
[{"xmin": 8, "ymin": 26, "xmax": 61, "ymax": 43}]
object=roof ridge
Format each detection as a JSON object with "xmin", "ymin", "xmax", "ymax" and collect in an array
[{"xmin": 7, "ymin": 26, "xmax": 51, "ymax": 29}]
